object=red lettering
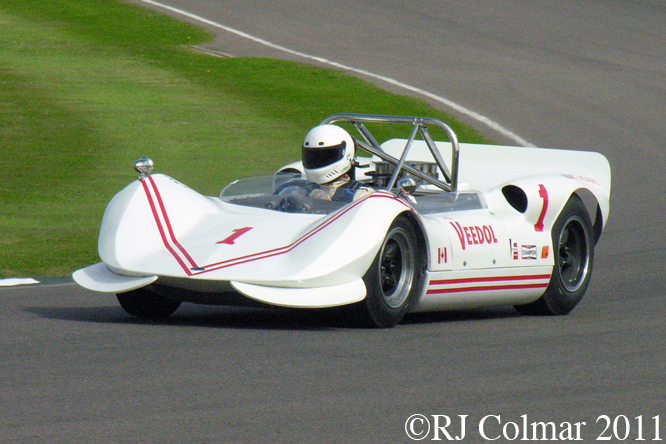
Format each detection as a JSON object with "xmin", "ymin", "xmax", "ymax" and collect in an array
[
  {"xmin": 451, "ymin": 223, "xmax": 499, "ymax": 249},
  {"xmin": 464, "ymin": 227, "xmax": 473, "ymax": 245},
  {"xmin": 475, "ymin": 226, "xmax": 486, "ymax": 244},
  {"xmin": 489, "ymin": 225, "xmax": 498, "ymax": 243},
  {"xmin": 450, "ymin": 222, "xmax": 466, "ymax": 250},
  {"xmin": 483, "ymin": 226, "xmax": 492, "ymax": 244}
]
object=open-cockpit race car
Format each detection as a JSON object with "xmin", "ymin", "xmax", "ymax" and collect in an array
[{"xmin": 73, "ymin": 113, "xmax": 611, "ymax": 327}]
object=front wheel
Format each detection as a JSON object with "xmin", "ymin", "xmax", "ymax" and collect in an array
[
  {"xmin": 515, "ymin": 195, "xmax": 594, "ymax": 315},
  {"xmin": 117, "ymin": 287, "xmax": 181, "ymax": 319},
  {"xmin": 357, "ymin": 215, "xmax": 425, "ymax": 328}
]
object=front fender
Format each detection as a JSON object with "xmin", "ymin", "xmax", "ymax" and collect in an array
[
  {"xmin": 96, "ymin": 174, "xmax": 415, "ymax": 289},
  {"xmin": 274, "ymin": 191, "xmax": 415, "ymax": 287},
  {"xmin": 98, "ymin": 174, "xmax": 222, "ymax": 277}
]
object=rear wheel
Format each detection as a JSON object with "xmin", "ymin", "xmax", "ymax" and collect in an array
[
  {"xmin": 357, "ymin": 215, "xmax": 425, "ymax": 328},
  {"xmin": 515, "ymin": 195, "xmax": 594, "ymax": 315},
  {"xmin": 116, "ymin": 287, "xmax": 181, "ymax": 319}
]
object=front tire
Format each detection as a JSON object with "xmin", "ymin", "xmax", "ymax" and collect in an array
[
  {"xmin": 357, "ymin": 215, "xmax": 425, "ymax": 328},
  {"xmin": 515, "ymin": 195, "xmax": 594, "ymax": 315},
  {"xmin": 116, "ymin": 287, "xmax": 181, "ymax": 319}
]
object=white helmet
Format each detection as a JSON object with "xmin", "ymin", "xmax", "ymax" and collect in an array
[{"xmin": 302, "ymin": 124, "xmax": 355, "ymax": 185}]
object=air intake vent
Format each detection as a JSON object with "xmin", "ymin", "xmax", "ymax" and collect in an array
[{"xmin": 502, "ymin": 185, "xmax": 528, "ymax": 213}]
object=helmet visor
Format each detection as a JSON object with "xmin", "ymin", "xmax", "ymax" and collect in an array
[{"xmin": 302, "ymin": 141, "xmax": 346, "ymax": 169}]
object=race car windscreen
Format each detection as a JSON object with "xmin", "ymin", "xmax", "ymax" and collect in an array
[{"xmin": 219, "ymin": 173, "xmax": 347, "ymax": 214}]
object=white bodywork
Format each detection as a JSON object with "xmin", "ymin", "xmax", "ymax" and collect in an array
[{"xmin": 74, "ymin": 115, "xmax": 610, "ymax": 313}]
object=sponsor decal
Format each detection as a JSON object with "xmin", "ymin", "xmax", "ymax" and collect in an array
[
  {"xmin": 512, "ymin": 241, "xmax": 547, "ymax": 260},
  {"xmin": 437, "ymin": 247, "xmax": 448, "ymax": 264},
  {"xmin": 562, "ymin": 174, "xmax": 601, "ymax": 186},
  {"xmin": 450, "ymin": 222, "xmax": 498, "ymax": 250},
  {"xmin": 521, "ymin": 245, "xmax": 538, "ymax": 260}
]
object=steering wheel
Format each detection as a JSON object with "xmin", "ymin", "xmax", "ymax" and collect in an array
[
  {"xmin": 273, "ymin": 179, "xmax": 316, "ymax": 195},
  {"xmin": 276, "ymin": 195, "xmax": 312, "ymax": 213}
]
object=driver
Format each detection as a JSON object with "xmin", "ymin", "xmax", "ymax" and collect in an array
[{"xmin": 301, "ymin": 124, "xmax": 373, "ymax": 202}]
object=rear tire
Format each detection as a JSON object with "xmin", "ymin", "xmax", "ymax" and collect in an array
[
  {"xmin": 514, "ymin": 195, "xmax": 594, "ymax": 315},
  {"xmin": 357, "ymin": 215, "xmax": 425, "ymax": 328},
  {"xmin": 117, "ymin": 287, "xmax": 181, "ymax": 319}
]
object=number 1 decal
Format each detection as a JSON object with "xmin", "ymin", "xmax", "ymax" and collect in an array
[
  {"xmin": 217, "ymin": 227, "xmax": 253, "ymax": 245},
  {"xmin": 534, "ymin": 184, "xmax": 548, "ymax": 232}
]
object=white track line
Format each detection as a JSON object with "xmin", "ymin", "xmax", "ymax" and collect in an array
[
  {"xmin": 0, "ymin": 278, "xmax": 39, "ymax": 287},
  {"xmin": 139, "ymin": 0, "xmax": 534, "ymax": 147}
]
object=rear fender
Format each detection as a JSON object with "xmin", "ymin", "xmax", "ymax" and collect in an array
[{"xmin": 493, "ymin": 173, "xmax": 609, "ymax": 238}]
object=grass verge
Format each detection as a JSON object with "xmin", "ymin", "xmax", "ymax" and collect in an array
[{"xmin": 0, "ymin": 0, "xmax": 492, "ymax": 278}]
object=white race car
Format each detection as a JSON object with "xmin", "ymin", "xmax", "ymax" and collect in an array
[{"xmin": 73, "ymin": 113, "xmax": 611, "ymax": 327}]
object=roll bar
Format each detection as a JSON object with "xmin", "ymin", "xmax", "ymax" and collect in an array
[{"xmin": 320, "ymin": 113, "xmax": 460, "ymax": 192}]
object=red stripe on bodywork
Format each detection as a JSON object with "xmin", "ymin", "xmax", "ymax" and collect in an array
[
  {"xmin": 429, "ymin": 274, "xmax": 551, "ymax": 286},
  {"xmin": 426, "ymin": 274, "xmax": 551, "ymax": 295},
  {"xmin": 426, "ymin": 283, "xmax": 549, "ymax": 295},
  {"xmin": 139, "ymin": 183, "xmax": 410, "ymax": 276},
  {"xmin": 148, "ymin": 177, "xmax": 198, "ymax": 268},
  {"xmin": 141, "ymin": 179, "xmax": 193, "ymax": 276}
]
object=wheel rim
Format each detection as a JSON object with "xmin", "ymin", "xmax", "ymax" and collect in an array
[
  {"xmin": 558, "ymin": 215, "xmax": 590, "ymax": 292},
  {"xmin": 378, "ymin": 227, "xmax": 415, "ymax": 308}
]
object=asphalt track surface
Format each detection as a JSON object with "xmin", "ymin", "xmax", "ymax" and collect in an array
[{"xmin": 2, "ymin": 1, "xmax": 665, "ymax": 443}]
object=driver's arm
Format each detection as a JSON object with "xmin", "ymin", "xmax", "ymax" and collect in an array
[
  {"xmin": 309, "ymin": 188, "xmax": 331, "ymax": 200},
  {"xmin": 352, "ymin": 186, "xmax": 374, "ymax": 201}
]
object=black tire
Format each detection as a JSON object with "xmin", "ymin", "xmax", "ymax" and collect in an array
[
  {"xmin": 357, "ymin": 215, "xmax": 426, "ymax": 328},
  {"xmin": 116, "ymin": 287, "xmax": 181, "ymax": 319},
  {"xmin": 515, "ymin": 195, "xmax": 594, "ymax": 315}
]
